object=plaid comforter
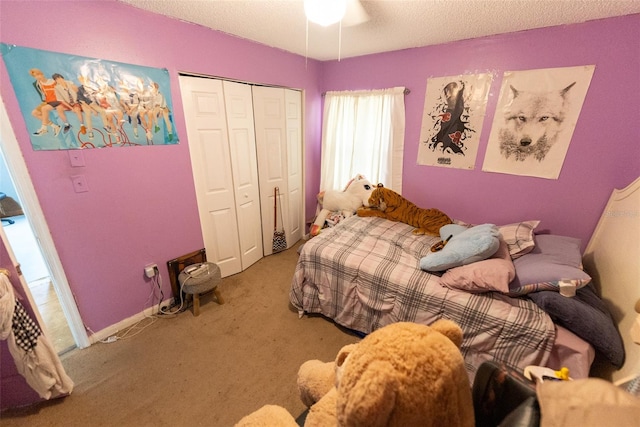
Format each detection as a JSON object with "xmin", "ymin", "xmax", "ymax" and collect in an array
[{"xmin": 290, "ymin": 216, "xmax": 555, "ymax": 380}]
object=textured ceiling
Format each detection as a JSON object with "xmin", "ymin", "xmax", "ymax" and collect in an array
[{"xmin": 118, "ymin": 0, "xmax": 640, "ymax": 61}]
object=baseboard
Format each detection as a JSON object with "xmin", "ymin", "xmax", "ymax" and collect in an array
[{"xmin": 88, "ymin": 298, "xmax": 174, "ymax": 344}]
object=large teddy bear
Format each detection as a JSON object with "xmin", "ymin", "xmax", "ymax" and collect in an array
[
  {"xmin": 310, "ymin": 175, "xmax": 374, "ymax": 237},
  {"xmin": 235, "ymin": 320, "xmax": 474, "ymax": 427}
]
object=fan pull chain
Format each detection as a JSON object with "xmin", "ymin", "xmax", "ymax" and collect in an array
[
  {"xmin": 305, "ymin": 19, "xmax": 309, "ymax": 68},
  {"xmin": 338, "ymin": 20, "xmax": 342, "ymax": 62}
]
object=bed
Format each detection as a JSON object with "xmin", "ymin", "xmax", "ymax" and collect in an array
[{"xmin": 290, "ymin": 181, "xmax": 634, "ymax": 382}]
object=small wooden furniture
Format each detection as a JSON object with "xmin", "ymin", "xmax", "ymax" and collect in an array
[
  {"xmin": 167, "ymin": 249, "xmax": 224, "ymax": 316},
  {"xmin": 178, "ymin": 262, "xmax": 223, "ymax": 316}
]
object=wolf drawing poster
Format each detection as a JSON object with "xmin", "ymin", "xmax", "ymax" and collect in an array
[
  {"xmin": 482, "ymin": 65, "xmax": 595, "ymax": 179},
  {"xmin": 417, "ymin": 73, "xmax": 492, "ymax": 169}
]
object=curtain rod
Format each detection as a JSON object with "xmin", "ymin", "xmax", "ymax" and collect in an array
[{"xmin": 322, "ymin": 88, "xmax": 410, "ymax": 97}]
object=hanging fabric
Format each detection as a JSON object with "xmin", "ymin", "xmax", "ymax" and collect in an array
[{"xmin": 0, "ymin": 272, "xmax": 74, "ymax": 399}]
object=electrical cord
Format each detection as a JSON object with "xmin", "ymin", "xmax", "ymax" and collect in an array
[
  {"xmin": 91, "ymin": 275, "xmax": 163, "ymax": 343},
  {"xmin": 86, "ymin": 267, "xmax": 193, "ymax": 344},
  {"xmin": 85, "ymin": 316, "xmax": 157, "ymax": 343},
  {"xmin": 153, "ymin": 267, "xmax": 164, "ymax": 312},
  {"xmin": 147, "ymin": 267, "xmax": 182, "ymax": 316},
  {"xmin": 157, "ymin": 272, "xmax": 189, "ymax": 316},
  {"xmin": 85, "ymin": 326, "xmax": 120, "ymax": 344},
  {"xmin": 149, "ymin": 271, "xmax": 165, "ymax": 313}
]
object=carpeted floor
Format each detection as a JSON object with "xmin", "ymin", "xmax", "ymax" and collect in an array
[{"xmin": 1, "ymin": 240, "xmax": 360, "ymax": 426}]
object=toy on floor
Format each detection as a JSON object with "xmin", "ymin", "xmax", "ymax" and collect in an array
[
  {"xmin": 357, "ymin": 185, "xmax": 453, "ymax": 235},
  {"xmin": 309, "ymin": 174, "xmax": 374, "ymax": 237},
  {"xmin": 234, "ymin": 320, "xmax": 475, "ymax": 427}
]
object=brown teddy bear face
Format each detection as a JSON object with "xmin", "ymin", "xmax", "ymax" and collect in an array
[{"xmin": 334, "ymin": 321, "xmax": 473, "ymax": 427}]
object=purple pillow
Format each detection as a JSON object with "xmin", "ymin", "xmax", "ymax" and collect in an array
[{"xmin": 508, "ymin": 234, "xmax": 591, "ymax": 296}]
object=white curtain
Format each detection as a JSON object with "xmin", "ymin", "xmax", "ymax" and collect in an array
[{"xmin": 319, "ymin": 87, "xmax": 406, "ymax": 192}]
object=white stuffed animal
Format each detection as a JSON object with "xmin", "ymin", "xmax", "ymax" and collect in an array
[{"xmin": 310, "ymin": 175, "xmax": 374, "ymax": 237}]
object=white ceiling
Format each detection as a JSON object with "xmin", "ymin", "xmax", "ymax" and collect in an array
[{"xmin": 118, "ymin": 0, "xmax": 640, "ymax": 61}]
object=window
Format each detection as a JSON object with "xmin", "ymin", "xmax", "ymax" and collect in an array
[{"xmin": 319, "ymin": 87, "xmax": 406, "ymax": 192}]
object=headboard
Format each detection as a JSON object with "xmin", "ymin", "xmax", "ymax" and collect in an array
[{"xmin": 583, "ymin": 176, "xmax": 640, "ymax": 382}]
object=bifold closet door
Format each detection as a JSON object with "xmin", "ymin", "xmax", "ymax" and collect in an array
[
  {"xmin": 253, "ymin": 86, "xmax": 303, "ymax": 255},
  {"xmin": 285, "ymin": 89, "xmax": 304, "ymax": 245},
  {"xmin": 179, "ymin": 76, "xmax": 262, "ymax": 277},
  {"xmin": 222, "ymin": 81, "xmax": 263, "ymax": 270}
]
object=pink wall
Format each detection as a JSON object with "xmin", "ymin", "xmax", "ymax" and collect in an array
[
  {"xmin": 0, "ymin": 0, "xmax": 638, "ymax": 341},
  {"xmin": 322, "ymin": 14, "xmax": 640, "ymax": 247},
  {"xmin": 0, "ymin": 1, "xmax": 323, "ymax": 333}
]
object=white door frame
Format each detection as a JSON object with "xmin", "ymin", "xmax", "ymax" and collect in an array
[{"xmin": 0, "ymin": 96, "xmax": 89, "ymax": 349}]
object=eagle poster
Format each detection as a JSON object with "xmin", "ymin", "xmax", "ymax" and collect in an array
[{"xmin": 417, "ymin": 73, "xmax": 492, "ymax": 169}]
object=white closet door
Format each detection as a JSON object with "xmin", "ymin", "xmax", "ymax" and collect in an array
[
  {"xmin": 253, "ymin": 86, "xmax": 289, "ymax": 255},
  {"xmin": 222, "ymin": 81, "xmax": 263, "ymax": 270},
  {"xmin": 179, "ymin": 76, "xmax": 242, "ymax": 277},
  {"xmin": 285, "ymin": 89, "xmax": 303, "ymax": 244}
]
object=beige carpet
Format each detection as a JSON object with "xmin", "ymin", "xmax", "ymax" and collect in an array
[{"xmin": 2, "ymin": 241, "xmax": 360, "ymax": 426}]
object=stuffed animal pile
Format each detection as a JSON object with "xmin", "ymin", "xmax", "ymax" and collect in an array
[
  {"xmin": 310, "ymin": 175, "xmax": 374, "ymax": 237},
  {"xmin": 235, "ymin": 320, "xmax": 474, "ymax": 427}
]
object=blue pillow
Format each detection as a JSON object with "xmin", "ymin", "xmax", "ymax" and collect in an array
[{"xmin": 420, "ymin": 224, "xmax": 500, "ymax": 272}]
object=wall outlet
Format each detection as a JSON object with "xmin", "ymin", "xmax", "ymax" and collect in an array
[{"xmin": 144, "ymin": 264, "xmax": 158, "ymax": 278}]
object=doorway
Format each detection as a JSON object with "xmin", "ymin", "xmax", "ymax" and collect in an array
[
  {"xmin": 0, "ymin": 96, "xmax": 89, "ymax": 352},
  {"xmin": 0, "ymin": 155, "xmax": 75, "ymax": 354}
]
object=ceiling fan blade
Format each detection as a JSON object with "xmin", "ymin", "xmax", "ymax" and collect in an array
[{"xmin": 342, "ymin": 0, "xmax": 370, "ymax": 27}]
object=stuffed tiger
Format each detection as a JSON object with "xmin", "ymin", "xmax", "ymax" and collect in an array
[{"xmin": 357, "ymin": 186, "xmax": 453, "ymax": 235}]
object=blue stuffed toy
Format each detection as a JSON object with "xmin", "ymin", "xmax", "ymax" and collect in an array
[{"xmin": 420, "ymin": 224, "xmax": 500, "ymax": 272}]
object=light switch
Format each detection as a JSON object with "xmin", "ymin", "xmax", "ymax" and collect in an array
[
  {"xmin": 71, "ymin": 175, "xmax": 89, "ymax": 193},
  {"xmin": 69, "ymin": 150, "xmax": 85, "ymax": 167}
]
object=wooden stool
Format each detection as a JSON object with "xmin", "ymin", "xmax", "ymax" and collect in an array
[{"xmin": 178, "ymin": 262, "xmax": 224, "ymax": 316}]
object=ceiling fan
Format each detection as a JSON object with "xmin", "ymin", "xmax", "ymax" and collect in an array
[{"xmin": 304, "ymin": 0, "xmax": 370, "ymax": 28}]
